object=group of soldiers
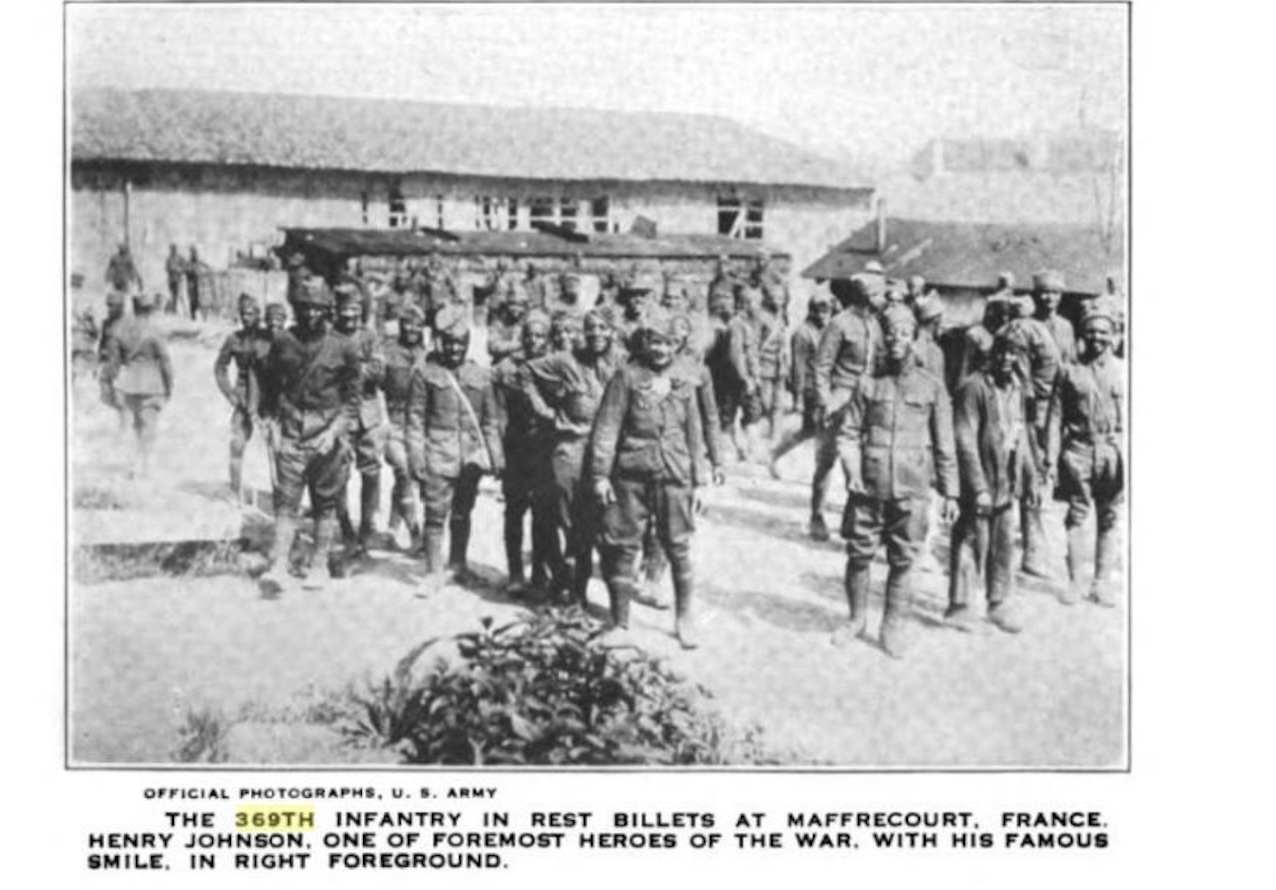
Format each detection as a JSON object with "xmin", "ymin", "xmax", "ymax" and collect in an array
[
  {"xmin": 102, "ymin": 243, "xmax": 212, "ymax": 320},
  {"xmin": 87, "ymin": 246, "xmax": 1124, "ymax": 659}
]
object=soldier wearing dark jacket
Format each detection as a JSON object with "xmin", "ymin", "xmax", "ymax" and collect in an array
[
  {"xmin": 408, "ymin": 307, "xmax": 505, "ymax": 596},
  {"xmin": 257, "ymin": 281, "xmax": 361, "ymax": 592},
  {"xmin": 1048, "ymin": 306, "xmax": 1125, "ymax": 607},
  {"xmin": 101, "ymin": 294, "xmax": 173, "ymax": 479},
  {"xmin": 590, "ymin": 308, "xmax": 709, "ymax": 649},
  {"xmin": 809, "ymin": 275, "xmax": 884, "ymax": 540},
  {"xmin": 214, "ymin": 293, "xmax": 272, "ymax": 502},
  {"xmin": 524, "ymin": 309, "xmax": 623, "ymax": 603},
  {"xmin": 491, "ymin": 311, "xmax": 555, "ymax": 593},
  {"xmin": 835, "ymin": 304, "xmax": 958, "ymax": 658},
  {"xmin": 945, "ymin": 327, "xmax": 1038, "ymax": 634},
  {"xmin": 381, "ymin": 305, "xmax": 429, "ymax": 548},
  {"xmin": 332, "ymin": 286, "xmax": 388, "ymax": 551},
  {"xmin": 1033, "ymin": 270, "xmax": 1077, "ymax": 364},
  {"xmin": 912, "ymin": 292, "xmax": 947, "ymax": 385},
  {"xmin": 487, "ymin": 289, "xmax": 530, "ymax": 364}
]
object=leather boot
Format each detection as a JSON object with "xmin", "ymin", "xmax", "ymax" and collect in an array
[
  {"xmin": 260, "ymin": 515, "xmax": 298, "ymax": 594},
  {"xmin": 1020, "ymin": 504, "xmax": 1050, "ymax": 578},
  {"xmin": 419, "ymin": 527, "xmax": 446, "ymax": 597},
  {"xmin": 832, "ymin": 563, "xmax": 871, "ymax": 647},
  {"xmin": 1091, "ymin": 524, "xmax": 1120, "ymax": 608},
  {"xmin": 570, "ymin": 548, "xmax": 592, "ymax": 607},
  {"xmin": 448, "ymin": 516, "xmax": 471, "ymax": 575},
  {"xmin": 672, "ymin": 564, "xmax": 699, "ymax": 649},
  {"xmin": 358, "ymin": 471, "xmax": 382, "ymax": 548},
  {"xmin": 305, "ymin": 516, "xmax": 342, "ymax": 586},
  {"xmin": 606, "ymin": 577, "xmax": 632, "ymax": 630},
  {"xmin": 1062, "ymin": 525, "xmax": 1088, "ymax": 605},
  {"xmin": 879, "ymin": 569, "xmax": 915, "ymax": 659},
  {"xmin": 337, "ymin": 501, "xmax": 363, "ymax": 557},
  {"xmin": 504, "ymin": 512, "xmax": 526, "ymax": 591}
]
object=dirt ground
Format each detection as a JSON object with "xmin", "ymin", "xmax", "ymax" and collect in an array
[{"xmin": 69, "ymin": 324, "xmax": 1126, "ymax": 767}]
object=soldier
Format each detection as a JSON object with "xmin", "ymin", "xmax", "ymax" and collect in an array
[
  {"xmin": 257, "ymin": 280, "xmax": 360, "ymax": 593},
  {"xmin": 381, "ymin": 305, "xmax": 429, "ymax": 550},
  {"xmin": 214, "ymin": 293, "xmax": 272, "ymax": 503},
  {"xmin": 614, "ymin": 275, "xmax": 658, "ymax": 353},
  {"xmin": 590, "ymin": 307, "xmax": 709, "ymax": 648},
  {"xmin": 549, "ymin": 310, "xmax": 584, "ymax": 354},
  {"xmin": 945, "ymin": 327, "xmax": 1038, "ymax": 634},
  {"xmin": 263, "ymin": 302, "xmax": 289, "ymax": 338},
  {"xmin": 164, "ymin": 244, "xmax": 186, "ymax": 315},
  {"xmin": 419, "ymin": 250, "xmax": 461, "ymax": 323},
  {"xmin": 913, "ymin": 292, "xmax": 947, "ymax": 384},
  {"xmin": 706, "ymin": 254, "xmax": 736, "ymax": 312},
  {"xmin": 722, "ymin": 282, "xmax": 765, "ymax": 463},
  {"xmin": 524, "ymin": 262, "xmax": 551, "ymax": 311},
  {"xmin": 1002, "ymin": 292, "xmax": 1062, "ymax": 577},
  {"xmin": 98, "ymin": 291, "xmax": 128, "ymax": 427},
  {"xmin": 332, "ymin": 286, "xmax": 389, "ymax": 554},
  {"xmin": 755, "ymin": 283, "xmax": 789, "ymax": 443},
  {"xmin": 491, "ymin": 310, "xmax": 556, "ymax": 594},
  {"xmin": 1048, "ymin": 306, "xmax": 1125, "ymax": 607},
  {"xmin": 755, "ymin": 252, "xmax": 792, "ymax": 325},
  {"xmin": 184, "ymin": 246, "xmax": 207, "ymax": 321},
  {"xmin": 523, "ymin": 309, "xmax": 624, "ymax": 603},
  {"xmin": 809, "ymin": 274, "xmax": 885, "ymax": 540},
  {"xmin": 1032, "ymin": 270, "xmax": 1077, "ymax": 364},
  {"xmin": 487, "ymin": 287, "xmax": 530, "ymax": 364},
  {"xmin": 105, "ymin": 243, "xmax": 142, "ymax": 298},
  {"xmin": 406, "ymin": 306, "xmax": 504, "ymax": 596},
  {"xmin": 553, "ymin": 273, "xmax": 585, "ymax": 315},
  {"xmin": 284, "ymin": 251, "xmax": 311, "ymax": 317},
  {"xmin": 100, "ymin": 294, "xmax": 173, "ymax": 479},
  {"xmin": 768, "ymin": 290, "xmax": 834, "ymax": 477},
  {"xmin": 835, "ymin": 304, "xmax": 958, "ymax": 658}
]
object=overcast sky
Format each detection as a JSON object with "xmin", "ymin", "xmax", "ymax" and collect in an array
[{"xmin": 68, "ymin": 3, "xmax": 1126, "ymax": 169}]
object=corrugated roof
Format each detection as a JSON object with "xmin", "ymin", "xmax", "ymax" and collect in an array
[
  {"xmin": 281, "ymin": 227, "xmax": 787, "ymax": 262},
  {"xmin": 801, "ymin": 217, "xmax": 1123, "ymax": 296},
  {"xmin": 72, "ymin": 88, "xmax": 863, "ymax": 191}
]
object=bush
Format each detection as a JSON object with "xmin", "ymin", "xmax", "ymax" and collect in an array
[{"xmin": 346, "ymin": 608, "xmax": 767, "ymax": 766}]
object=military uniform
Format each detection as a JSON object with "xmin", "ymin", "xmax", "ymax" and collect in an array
[
  {"xmin": 406, "ymin": 353, "xmax": 504, "ymax": 587},
  {"xmin": 947, "ymin": 358, "xmax": 1037, "ymax": 631},
  {"xmin": 214, "ymin": 317, "xmax": 272, "ymax": 498},
  {"xmin": 1049, "ymin": 330, "xmax": 1124, "ymax": 605},
  {"xmin": 105, "ymin": 247, "xmax": 142, "ymax": 296},
  {"xmin": 755, "ymin": 306, "xmax": 788, "ymax": 432},
  {"xmin": 492, "ymin": 344, "xmax": 556, "ymax": 590},
  {"xmin": 789, "ymin": 317, "xmax": 824, "ymax": 435},
  {"xmin": 101, "ymin": 303, "xmax": 173, "ymax": 477},
  {"xmin": 590, "ymin": 360, "xmax": 708, "ymax": 638},
  {"xmin": 836, "ymin": 333, "xmax": 957, "ymax": 657},
  {"xmin": 524, "ymin": 342, "xmax": 622, "ymax": 601},
  {"xmin": 381, "ymin": 326, "xmax": 428, "ymax": 540},
  {"xmin": 720, "ymin": 311, "xmax": 763, "ymax": 428},
  {"xmin": 335, "ymin": 320, "xmax": 388, "ymax": 543}
]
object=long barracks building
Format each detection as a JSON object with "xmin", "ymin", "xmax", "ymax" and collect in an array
[{"xmin": 69, "ymin": 87, "xmax": 875, "ymax": 294}]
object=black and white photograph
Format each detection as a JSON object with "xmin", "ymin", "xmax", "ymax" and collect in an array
[{"xmin": 65, "ymin": 2, "xmax": 1129, "ymax": 769}]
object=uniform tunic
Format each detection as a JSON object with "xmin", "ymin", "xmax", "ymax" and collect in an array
[
  {"xmin": 215, "ymin": 326, "xmax": 272, "ymax": 448},
  {"xmin": 1050, "ymin": 352, "xmax": 1125, "ymax": 529}
]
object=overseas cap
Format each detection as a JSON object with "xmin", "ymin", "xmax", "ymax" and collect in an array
[
  {"xmin": 400, "ymin": 305, "xmax": 426, "ymax": 325},
  {"xmin": 1033, "ymin": 270, "xmax": 1066, "ymax": 293},
  {"xmin": 914, "ymin": 292, "xmax": 944, "ymax": 324},
  {"xmin": 296, "ymin": 278, "xmax": 334, "ymax": 308},
  {"xmin": 1081, "ymin": 303, "xmax": 1116, "ymax": 329},
  {"xmin": 523, "ymin": 309, "xmax": 551, "ymax": 332},
  {"xmin": 880, "ymin": 303, "xmax": 917, "ymax": 333},
  {"xmin": 994, "ymin": 325, "xmax": 1032, "ymax": 355},
  {"xmin": 264, "ymin": 302, "xmax": 288, "ymax": 319},
  {"xmin": 433, "ymin": 305, "xmax": 470, "ymax": 338},
  {"xmin": 808, "ymin": 289, "xmax": 833, "ymax": 307},
  {"xmin": 333, "ymin": 284, "xmax": 361, "ymax": 308},
  {"xmin": 237, "ymin": 292, "xmax": 260, "ymax": 310}
]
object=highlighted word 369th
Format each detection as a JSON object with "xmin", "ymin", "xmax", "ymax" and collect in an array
[{"xmin": 236, "ymin": 805, "xmax": 316, "ymax": 831}]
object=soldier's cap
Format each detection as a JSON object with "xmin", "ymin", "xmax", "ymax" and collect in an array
[
  {"xmin": 994, "ymin": 325, "xmax": 1031, "ymax": 355},
  {"xmin": 914, "ymin": 293, "xmax": 944, "ymax": 323},
  {"xmin": 807, "ymin": 289, "xmax": 833, "ymax": 307},
  {"xmin": 1081, "ymin": 305, "xmax": 1116, "ymax": 329},
  {"xmin": 583, "ymin": 308, "xmax": 611, "ymax": 328},
  {"xmin": 863, "ymin": 260, "xmax": 885, "ymax": 276},
  {"xmin": 333, "ymin": 284, "xmax": 361, "ymax": 308},
  {"xmin": 522, "ymin": 309, "xmax": 551, "ymax": 332},
  {"xmin": 295, "ymin": 278, "xmax": 334, "ymax": 308},
  {"xmin": 1008, "ymin": 294, "xmax": 1035, "ymax": 318},
  {"xmin": 880, "ymin": 303, "xmax": 917, "ymax": 332},
  {"xmin": 551, "ymin": 309, "xmax": 582, "ymax": 330},
  {"xmin": 400, "ymin": 305, "xmax": 426, "ymax": 325},
  {"xmin": 434, "ymin": 305, "xmax": 471, "ymax": 338},
  {"xmin": 967, "ymin": 325, "xmax": 995, "ymax": 353},
  {"xmin": 1033, "ymin": 270, "xmax": 1065, "ymax": 293},
  {"xmin": 105, "ymin": 291, "xmax": 126, "ymax": 307},
  {"xmin": 264, "ymin": 302, "xmax": 288, "ymax": 318},
  {"xmin": 237, "ymin": 292, "xmax": 260, "ymax": 310},
  {"xmin": 637, "ymin": 306, "xmax": 680, "ymax": 340}
]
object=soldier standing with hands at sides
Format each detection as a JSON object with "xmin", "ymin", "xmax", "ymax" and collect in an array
[
  {"xmin": 1048, "ymin": 305, "xmax": 1125, "ymax": 607},
  {"xmin": 332, "ymin": 286, "xmax": 388, "ymax": 556},
  {"xmin": 834, "ymin": 304, "xmax": 958, "ymax": 658},
  {"xmin": 100, "ymin": 294, "xmax": 173, "ymax": 480},
  {"xmin": 256, "ymin": 280, "xmax": 360, "ymax": 594},
  {"xmin": 407, "ymin": 307, "xmax": 504, "ymax": 597},
  {"xmin": 380, "ymin": 305, "xmax": 429, "ymax": 551},
  {"xmin": 590, "ymin": 308, "xmax": 709, "ymax": 649},
  {"xmin": 768, "ymin": 290, "xmax": 834, "ymax": 478},
  {"xmin": 810, "ymin": 274, "xmax": 884, "ymax": 541},
  {"xmin": 945, "ymin": 327, "xmax": 1038, "ymax": 634},
  {"xmin": 214, "ymin": 293, "xmax": 272, "ymax": 505},
  {"xmin": 491, "ymin": 310, "xmax": 556, "ymax": 594}
]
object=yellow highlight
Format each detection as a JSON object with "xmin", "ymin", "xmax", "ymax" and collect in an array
[{"xmin": 235, "ymin": 805, "xmax": 316, "ymax": 832}]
